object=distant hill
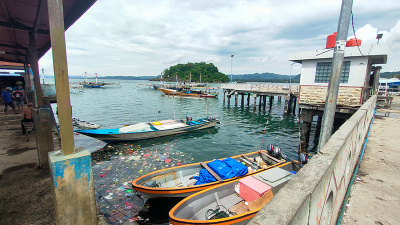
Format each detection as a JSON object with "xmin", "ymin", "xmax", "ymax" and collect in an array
[
  {"xmin": 232, "ymin": 72, "xmax": 300, "ymax": 83},
  {"xmin": 44, "ymin": 72, "xmax": 302, "ymax": 82}
]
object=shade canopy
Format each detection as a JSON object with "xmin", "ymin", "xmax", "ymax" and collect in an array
[{"xmin": 0, "ymin": 0, "xmax": 96, "ymax": 66}]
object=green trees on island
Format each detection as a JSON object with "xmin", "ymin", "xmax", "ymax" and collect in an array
[{"xmin": 156, "ymin": 62, "xmax": 229, "ymax": 83}]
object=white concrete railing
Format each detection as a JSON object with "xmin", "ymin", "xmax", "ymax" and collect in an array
[
  {"xmin": 249, "ymin": 95, "xmax": 377, "ymax": 225},
  {"xmin": 221, "ymin": 83, "xmax": 299, "ymax": 93}
]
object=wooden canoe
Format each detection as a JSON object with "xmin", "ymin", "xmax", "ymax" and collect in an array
[
  {"xmin": 131, "ymin": 150, "xmax": 285, "ymax": 199},
  {"xmin": 76, "ymin": 117, "xmax": 219, "ymax": 142},
  {"xmin": 158, "ymin": 87, "xmax": 218, "ymax": 98},
  {"xmin": 169, "ymin": 161, "xmax": 302, "ymax": 225}
]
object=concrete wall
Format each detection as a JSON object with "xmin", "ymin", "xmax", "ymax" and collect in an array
[
  {"xmin": 300, "ymin": 57, "xmax": 369, "ymax": 86},
  {"xmin": 299, "ymin": 86, "xmax": 363, "ymax": 106},
  {"xmin": 249, "ymin": 95, "xmax": 377, "ymax": 225}
]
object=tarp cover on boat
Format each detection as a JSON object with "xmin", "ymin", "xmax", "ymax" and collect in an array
[
  {"xmin": 119, "ymin": 123, "xmax": 153, "ymax": 133},
  {"xmin": 194, "ymin": 158, "xmax": 248, "ymax": 185}
]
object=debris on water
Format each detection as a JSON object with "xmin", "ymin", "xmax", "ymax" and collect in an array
[{"xmin": 91, "ymin": 140, "xmax": 195, "ymax": 224}]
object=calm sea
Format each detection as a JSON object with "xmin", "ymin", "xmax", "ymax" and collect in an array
[{"xmin": 53, "ymin": 79, "xmax": 317, "ymax": 224}]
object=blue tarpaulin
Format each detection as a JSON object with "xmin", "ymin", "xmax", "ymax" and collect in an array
[{"xmin": 194, "ymin": 158, "xmax": 248, "ymax": 185}]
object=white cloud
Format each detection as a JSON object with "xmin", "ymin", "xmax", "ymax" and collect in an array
[{"xmin": 39, "ymin": 0, "xmax": 400, "ymax": 77}]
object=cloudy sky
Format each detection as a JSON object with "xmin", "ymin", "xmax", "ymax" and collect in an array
[{"xmin": 39, "ymin": 0, "xmax": 400, "ymax": 78}]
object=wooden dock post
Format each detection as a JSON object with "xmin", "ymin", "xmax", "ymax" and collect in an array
[
  {"xmin": 292, "ymin": 96, "xmax": 297, "ymax": 115},
  {"xmin": 247, "ymin": 93, "xmax": 250, "ymax": 106},
  {"xmin": 259, "ymin": 95, "xmax": 262, "ymax": 110},
  {"xmin": 223, "ymin": 91, "xmax": 226, "ymax": 104},
  {"xmin": 241, "ymin": 93, "xmax": 245, "ymax": 106},
  {"xmin": 228, "ymin": 95, "xmax": 231, "ymax": 105}
]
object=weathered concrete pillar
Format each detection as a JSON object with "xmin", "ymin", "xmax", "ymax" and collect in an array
[
  {"xmin": 283, "ymin": 95, "xmax": 290, "ymax": 114},
  {"xmin": 241, "ymin": 93, "xmax": 244, "ymax": 106},
  {"xmin": 262, "ymin": 96, "xmax": 267, "ymax": 111},
  {"xmin": 269, "ymin": 96, "xmax": 273, "ymax": 110},
  {"xmin": 315, "ymin": 115, "xmax": 322, "ymax": 139},
  {"xmin": 49, "ymin": 149, "xmax": 97, "ymax": 224},
  {"xmin": 33, "ymin": 108, "xmax": 55, "ymax": 169},
  {"xmin": 278, "ymin": 96, "xmax": 282, "ymax": 101},
  {"xmin": 253, "ymin": 94, "xmax": 257, "ymax": 111},
  {"xmin": 292, "ymin": 96, "xmax": 297, "ymax": 115},
  {"xmin": 235, "ymin": 92, "xmax": 238, "ymax": 105},
  {"xmin": 247, "ymin": 93, "xmax": 250, "ymax": 106},
  {"xmin": 300, "ymin": 114, "xmax": 313, "ymax": 146}
]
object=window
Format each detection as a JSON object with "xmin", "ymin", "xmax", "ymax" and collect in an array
[{"xmin": 315, "ymin": 61, "xmax": 350, "ymax": 83}]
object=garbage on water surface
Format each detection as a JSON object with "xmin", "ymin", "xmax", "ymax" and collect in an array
[{"xmin": 91, "ymin": 140, "xmax": 195, "ymax": 224}]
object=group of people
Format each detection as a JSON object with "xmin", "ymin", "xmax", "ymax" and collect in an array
[
  {"xmin": 1, "ymin": 86, "xmax": 34, "ymax": 134},
  {"xmin": 1, "ymin": 86, "xmax": 25, "ymax": 114}
]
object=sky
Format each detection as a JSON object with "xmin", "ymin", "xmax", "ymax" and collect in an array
[{"xmin": 38, "ymin": 0, "xmax": 400, "ymax": 78}]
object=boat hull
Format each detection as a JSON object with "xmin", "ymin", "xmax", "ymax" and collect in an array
[
  {"xmin": 131, "ymin": 150, "xmax": 285, "ymax": 199},
  {"xmin": 77, "ymin": 120, "xmax": 218, "ymax": 142},
  {"xmin": 158, "ymin": 87, "xmax": 218, "ymax": 98},
  {"xmin": 169, "ymin": 161, "xmax": 301, "ymax": 225}
]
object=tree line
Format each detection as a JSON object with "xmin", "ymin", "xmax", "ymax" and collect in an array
[{"xmin": 152, "ymin": 62, "xmax": 229, "ymax": 83}]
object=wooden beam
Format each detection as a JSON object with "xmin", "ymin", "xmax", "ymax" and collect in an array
[
  {"xmin": 200, "ymin": 162, "xmax": 222, "ymax": 181},
  {"xmin": 32, "ymin": 0, "xmax": 46, "ymax": 36}
]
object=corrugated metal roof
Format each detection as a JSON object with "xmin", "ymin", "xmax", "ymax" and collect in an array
[{"xmin": 0, "ymin": 0, "xmax": 97, "ymax": 64}]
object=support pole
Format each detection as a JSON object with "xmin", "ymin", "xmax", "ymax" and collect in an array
[
  {"xmin": 241, "ymin": 93, "xmax": 244, "ymax": 106},
  {"xmin": 28, "ymin": 32, "xmax": 44, "ymax": 107},
  {"xmin": 319, "ymin": 0, "xmax": 353, "ymax": 150},
  {"xmin": 259, "ymin": 95, "xmax": 262, "ymax": 110},
  {"xmin": 235, "ymin": 92, "xmax": 238, "ymax": 105},
  {"xmin": 300, "ymin": 114, "xmax": 313, "ymax": 146},
  {"xmin": 228, "ymin": 95, "xmax": 231, "ymax": 105},
  {"xmin": 47, "ymin": 0, "xmax": 75, "ymax": 156},
  {"xmin": 247, "ymin": 93, "xmax": 250, "ymax": 106},
  {"xmin": 223, "ymin": 91, "xmax": 226, "ymax": 104},
  {"xmin": 262, "ymin": 96, "xmax": 266, "ymax": 111},
  {"xmin": 253, "ymin": 94, "xmax": 257, "ymax": 111},
  {"xmin": 269, "ymin": 96, "xmax": 273, "ymax": 110},
  {"xmin": 292, "ymin": 96, "xmax": 297, "ymax": 115}
]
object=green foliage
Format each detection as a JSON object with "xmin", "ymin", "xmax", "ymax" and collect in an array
[
  {"xmin": 161, "ymin": 62, "xmax": 229, "ymax": 83},
  {"xmin": 380, "ymin": 71, "xmax": 400, "ymax": 78}
]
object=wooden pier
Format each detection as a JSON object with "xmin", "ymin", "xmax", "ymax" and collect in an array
[{"xmin": 221, "ymin": 83, "xmax": 299, "ymax": 114}]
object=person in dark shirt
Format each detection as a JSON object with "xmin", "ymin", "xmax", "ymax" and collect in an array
[
  {"xmin": 13, "ymin": 89, "xmax": 24, "ymax": 113},
  {"xmin": 1, "ymin": 87, "xmax": 17, "ymax": 114}
]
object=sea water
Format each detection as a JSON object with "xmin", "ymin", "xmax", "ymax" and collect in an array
[{"xmin": 57, "ymin": 80, "xmax": 317, "ymax": 224}]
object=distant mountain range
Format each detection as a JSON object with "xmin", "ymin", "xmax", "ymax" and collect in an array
[
  {"xmin": 43, "ymin": 70, "xmax": 398, "ymax": 82},
  {"xmin": 44, "ymin": 72, "xmax": 300, "ymax": 82}
]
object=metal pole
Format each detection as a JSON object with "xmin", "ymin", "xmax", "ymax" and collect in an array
[
  {"xmin": 47, "ymin": 0, "xmax": 75, "ymax": 155},
  {"xmin": 231, "ymin": 54, "xmax": 234, "ymax": 84},
  {"xmin": 318, "ymin": 0, "xmax": 353, "ymax": 151}
]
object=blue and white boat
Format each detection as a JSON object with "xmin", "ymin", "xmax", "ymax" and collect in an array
[{"xmin": 75, "ymin": 117, "xmax": 219, "ymax": 142}]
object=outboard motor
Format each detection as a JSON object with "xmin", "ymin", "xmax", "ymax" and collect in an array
[
  {"xmin": 266, "ymin": 144, "xmax": 274, "ymax": 155},
  {"xmin": 299, "ymin": 152, "xmax": 308, "ymax": 164}
]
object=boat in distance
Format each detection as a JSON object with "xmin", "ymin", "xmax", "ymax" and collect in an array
[
  {"xmin": 131, "ymin": 150, "xmax": 286, "ymax": 199},
  {"xmin": 75, "ymin": 117, "xmax": 219, "ymax": 142},
  {"xmin": 158, "ymin": 87, "xmax": 218, "ymax": 98},
  {"xmin": 169, "ymin": 161, "xmax": 301, "ymax": 225}
]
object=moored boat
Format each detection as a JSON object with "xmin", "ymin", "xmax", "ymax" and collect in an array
[
  {"xmin": 158, "ymin": 87, "xmax": 218, "ymax": 98},
  {"xmin": 169, "ymin": 161, "xmax": 301, "ymax": 225},
  {"xmin": 72, "ymin": 117, "xmax": 101, "ymax": 129},
  {"xmin": 75, "ymin": 117, "xmax": 219, "ymax": 142},
  {"xmin": 131, "ymin": 150, "xmax": 286, "ymax": 199}
]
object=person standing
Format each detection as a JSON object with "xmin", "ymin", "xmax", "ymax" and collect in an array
[
  {"xmin": 13, "ymin": 88, "xmax": 24, "ymax": 112},
  {"xmin": 1, "ymin": 87, "xmax": 17, "ymax": 114},
  {"xmin": 21, "ymin": 102, "xmax": 34, "ymax": 134}
]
